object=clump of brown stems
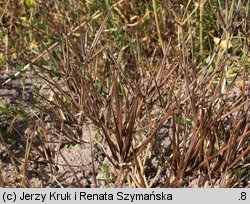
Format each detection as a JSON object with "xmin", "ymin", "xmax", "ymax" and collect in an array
[{"xmin": 30, "ymin": 12, "xmax": 175, "ymax": 187}]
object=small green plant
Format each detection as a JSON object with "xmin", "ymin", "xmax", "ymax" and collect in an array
[{"xmin": 100, "ymin": 163, "xmax": 116, "ymax": 185}]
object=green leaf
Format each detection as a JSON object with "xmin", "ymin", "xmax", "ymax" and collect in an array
[
  {"xmin": 26, "ymin": 0, "xmax": 36, "ymax": 8},
  {"xmin": 0, "ymin": 100, "xmax": 8, "ymax": 113}
]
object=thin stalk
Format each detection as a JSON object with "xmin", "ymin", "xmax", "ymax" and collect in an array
[
  {"xmin": 0, "ymin": 0, "xmax": 10, "ymax": 23},
  {"xmin": 199, "ymin": 3, "xmax": 204, "ymax": 58},
  {"xmin": 152, "ymin": 0, "xmax": 164, "ymax": 53}
]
